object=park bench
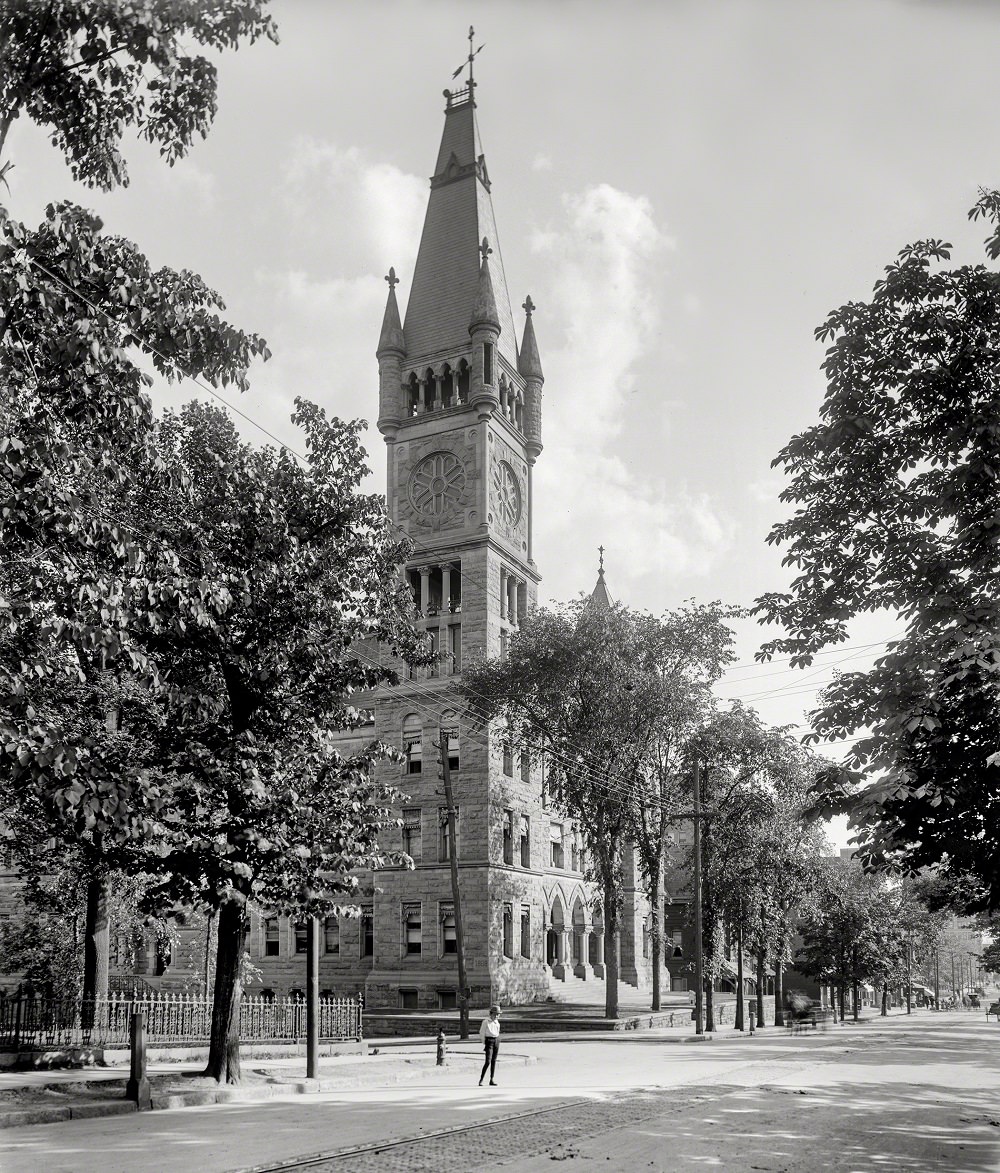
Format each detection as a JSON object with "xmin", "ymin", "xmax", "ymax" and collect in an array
[{"xmin": 985, "ymin": 1002, "xmax": 1000, "ymax": 1021}]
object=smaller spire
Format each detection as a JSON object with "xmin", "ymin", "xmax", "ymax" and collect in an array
[
  {"xmin": 518, "ymin": 294, "xmax": 544, "ymax": 382},
  {"xmin": 589, "ymin": 546, "xmax": 613, "ymax": 610},
  {"xmin": 469, "ymin": 237, "xmax": 501, "ymax": 333},
  {"xmin": 377, "ymin": 267, "xmax": 405, "ymax": 355}
]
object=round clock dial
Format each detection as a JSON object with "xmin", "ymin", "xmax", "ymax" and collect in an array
[
  {"xmin": 408, "ymin": 451, "xmax": 467, "ymax": 518},
  {"xmin": 492, "ymin": 460, "xmax": 522, "ymax": 527}
]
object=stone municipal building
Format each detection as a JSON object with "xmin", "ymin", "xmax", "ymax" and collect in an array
[
  {"xmin": 239, "ymin": 77, "xmax": 657, "ymax": 1011},
  {"xmin": 0, "ymin": 75, "xmax": 659, "ymax": 1011}
]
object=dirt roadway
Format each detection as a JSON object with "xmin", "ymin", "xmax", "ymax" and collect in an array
[
  {"xmin": 2, "ymin": 1011, "xmax": 997, "ymax": 1173},
  {"xmin": 476, "ymin": 1013, "xmax": 1000, "ymax": 1173}
]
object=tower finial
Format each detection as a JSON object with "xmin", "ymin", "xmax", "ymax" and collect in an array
[
  {"xmin": 385, "ymin": 267, "xmax": 399, "ymax": 290},
  {"xmin": 450, "ymin": 25, "xmax": 485, "ymax": 88},
  {"xmin": 479, "ymin": 237, "xmax": 493, "ymax": 262},
  {"xmin": 598, "ymin": 545, "xmax": 605, "ymax": 573},
  {"xmin": 522, "ymin": 294, "xmax": 535, "ymax": 317}
]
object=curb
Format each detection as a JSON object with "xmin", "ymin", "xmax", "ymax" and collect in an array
[{"xmin": 0, "ymin": 1100, "xmax": 137, "ymax": 1128}]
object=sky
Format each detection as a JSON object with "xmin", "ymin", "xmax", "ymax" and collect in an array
[{"xmin": 5, "ymin": 0, "xmax": 997, "ymax": 795}]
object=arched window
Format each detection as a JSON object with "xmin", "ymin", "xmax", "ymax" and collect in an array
[{"xmin": 403, "ymin": 714, "xmax": 422, "ymax": 774}]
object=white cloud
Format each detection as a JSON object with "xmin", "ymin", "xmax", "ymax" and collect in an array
[
  {"xmin": 237, "ymin": 141, "xmax": 428, "ymax": 484},
  {"xmin": 165, "ymin": 158, "xmax": 217, "ymax": 210},
  {"xmin": 529, "ymin": 183, "xmax": 729, "ymax": 600},
  {"xmin": 532, "ymin": 153, "xmax": 553, "ymax": 171},
  {"xmin": 281, "ymin": 137, "xmax": 426, "ymax": 278}
]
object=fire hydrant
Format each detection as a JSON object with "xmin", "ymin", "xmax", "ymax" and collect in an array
[{"xmin": 436, "ymin": 1025, "xmax": 447, "ymax": 1067}]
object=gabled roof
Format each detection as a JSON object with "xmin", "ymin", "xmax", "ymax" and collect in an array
[{"xmin": 402, "ymin": 90, "xmax": 518, "ymax": 370}]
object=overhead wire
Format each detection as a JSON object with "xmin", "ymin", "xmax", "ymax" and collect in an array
[
  {"xmin": 20, "ymin": 253, "xmax": 912, "ymax": 701},
  {"xmin": 16, "ymin": 255, "xmax": 897, "ymax": 767}
]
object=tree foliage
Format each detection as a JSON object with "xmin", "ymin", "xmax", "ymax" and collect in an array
[
  {"xmin": 0, "ymin": 0, "xmax": 278, "ymax": 189},
  {"xmin": 140, "ymin": 401, "xmax": 419, "ymax": 1082},
  {"xmin": 756, "ymin": 190, "xmax": 1000, "ymax": 909}
]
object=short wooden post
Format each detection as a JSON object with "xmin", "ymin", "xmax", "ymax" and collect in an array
[{"xmin": 125, "ymin": 1011, "xmax": 152, "ymax": 1110}]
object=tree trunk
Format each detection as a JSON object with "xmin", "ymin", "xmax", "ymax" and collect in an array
[
  {"xmin": 735, "ymin": 920, "xmax": 744, "ymax": 1031},
  {"xmin": 838, "ymin": 982, "xmax": 846, "ymax": 1024},
  {"xmin": 706, "ymin": 977, "xmax": 715, "ymax": 1031},
  {"xmin": 81, "ymin": 874, "xmax": 109, "ymax": 1030},
  {"xmin": 881, "ymin": 982, "xmax": 888, "ymax": 1016},
  {"xmin": 603, "ymin": 873, "xmax": 619, "ymax": 1020},
  {"xmin": 756, "ymin": 948, "xmax": 766, "ymax": 1028},
  {"xmin": 774, "ymin": 949, "xmax": 785, "ymax": 1027},
  {"xmin": 852, "ymin": 979, "xmax": 860, "ymax": 1022},
  {"xmin": 650, "ymin": 863, "xmax": 662, "ymax": 1012},
  {"xmin": 206, "ymin": 899, "xmax": 247, "ymax": 1084}
]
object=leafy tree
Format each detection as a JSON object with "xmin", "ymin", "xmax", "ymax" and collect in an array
[
  {"xmin": 687, "ymin": 706, "xmax": 826, "ymax": 1029},
  {"xmin": 0, "ymin": 1, "xmax": 275, "ymax": 1004},
  {"xmin": 795, "ymin": 857, "xmax": 890, "ymax": 1021},
  {"xmin": 0, "ymin": 0, "xmax": 278, "ymax": 188},
  {"xmin": 619, "ymin": 603, "xmax": 736, "ymax": 1011},
  {"xmin": 462, "ymin": 600, "xmax": 657, "ymax": 1019},
  {"xmin": 140, "ymin": 401, "xmax": 420, "ymax": 1083},
  {"xmin": 756, "ymin": 190, "xmax": 1000, "ymax": 909},
  {"xmin": 979, "ymin": 939, "xmax": 1000, "ymax": 975}
]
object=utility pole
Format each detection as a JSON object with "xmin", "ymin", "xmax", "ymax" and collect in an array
[
  {"xmin": 306, "ymin": 916, "xmax": 319, "ymax": 1079},
  {"xmin": 439, "ymin": 732, "xmax": 470, "ymax": 1040},
  {"xmin": 692, "ymin": 758, "xmax": 704, "ymax": 1037},
  {"xmin": 906, "ymin": 931, "xmax": 912, "ymax": 1014}
]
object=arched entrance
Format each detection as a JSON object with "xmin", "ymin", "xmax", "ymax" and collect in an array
[{"xmin": 547, "ymin": 894, "xmax": 566, "ymax": 978}]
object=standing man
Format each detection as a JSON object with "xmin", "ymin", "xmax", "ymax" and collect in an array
[{"xmin": 478, "ymin": 1004, "xmax": 501, "ymax": 1086}]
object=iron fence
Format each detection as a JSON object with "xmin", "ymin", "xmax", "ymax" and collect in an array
[{"xmin": 0, "ymin": 991, "xmax": 363, "ymax": 1051}]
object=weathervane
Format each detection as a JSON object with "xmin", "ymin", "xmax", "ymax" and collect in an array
[{"xmin": 452, "ymin": 25, "xmax": 485, "ymax": 87}]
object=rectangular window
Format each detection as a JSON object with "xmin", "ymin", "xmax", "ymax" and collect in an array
[
  {"xmin": 441, "ymin": 904, "xmax": 457, "ymax": 955},
  {"xmin": 324, "ymin": 916, "xmax": 340, "ymax": 956},
  {"xmin": 483, "ymin": 341, "xmax": 494, "ymax": 386},
  {"xmin": 500, "ymin": 628, "xmax": 508, "ymax": 660},
  {"xmin": 439, "ymin": 807, "xmax": 459, "ymax": 862},
  {"xmin": 519, "ymin": 815, "xmax": 530, "ymax": 868},
  {"xmin": 404, "ymin": 904, "xmax": 422, "ymax": 956},
  {"xmin": 571, "ymin": 835, "xmax": 579, "ymax": 872},
  {"xmin": 294, "ymin": 922, "xmax": 308, "ymax": 954},
  {"xmin": 671, "ymin": 929, "xmax": 683, "ymax": 959},
  {"xmin": 445, "ymin": 725, "xmax": 460, "ymax": 772},
  {"xmin": 642, "ymin": 920, "xmax": 650, "ymax": 961},
  {"xmin": 402, "ymin": 808, "xmax": 422, "ymax": 862},
  {"xmin": 503, "ymin": 742, "xmax": 513, "ymax": 777},
  {"xmin": 503, "ymin": 905, "xmax": 513, "ymax": 959},
  {"xmin": 428, "ymin": 627, "xmax": 440, "ymax": 677},
  {"xmin": 519, "ymin": 752, "xmax": 529, "ymax": 783},
  {"xmin": 264, "ymin": 917, "xmax": 280, "ymax": 958},
  {"xmin": 438, "ymin": 989, "xmax": 457, "ymax": 1010},
  {"xmin": 502, "ymin": 809, "xmax": 514, "ymax": 865},
  {"xmin": 449, "ymin": 624, "xmax": 462, "ymax": 674},
  {"xmin": 550, "ymin": 823, "xmax": 564, "ymax": 869},
  {"xmin": 399, "ymin": 988, "xmax": 418, "ymax": 1010},
  {"xmin": 520, "ymin": 906, "xmax": 531, "ymax": 958},
  {"xmin": 362, "ymin": 908, "xmax": 374, "ymax": 958}
]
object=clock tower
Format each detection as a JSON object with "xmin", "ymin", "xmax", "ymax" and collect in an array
[{"xmin": 364, "ymin": 72, "xmax": 559, "ymax": 1012}]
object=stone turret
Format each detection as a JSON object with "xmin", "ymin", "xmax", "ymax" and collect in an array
[
  {"xmin": 469, "ymin": 238, "xmax": 501, "ymax": 419},
  {"xmin": 376, "ymin": 267, "xmax": 406, "ymax": 439},
  {"xmin": 518, "ymin": 294, "xmax": 543, "ymax": 461}
]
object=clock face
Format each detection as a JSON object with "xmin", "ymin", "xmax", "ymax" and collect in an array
[
  {"xmin": 492, "ymin": 460, "xmax": 522, "ymax": 527},
  {"xmin": 408, "ymin": 451, "xmax": 467, "ymax": 518}
]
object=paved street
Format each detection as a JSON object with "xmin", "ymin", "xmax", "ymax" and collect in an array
[{"xmin": 0, "ymin": 1011, "xmax": 997, "ymax": 1173}]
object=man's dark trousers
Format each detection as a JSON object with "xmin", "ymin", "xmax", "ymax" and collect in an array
[{"xmin": 480, "ymin": 1037, "xmax": 499, "ymax": 1083}]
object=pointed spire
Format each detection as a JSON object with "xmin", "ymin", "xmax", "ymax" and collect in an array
[
  {"xmin": 403, "ymin": 86, "xmax": 518, "ymax": 370},
  {"xmin": 518, "ymin": 295, "xmax": 543, "ymax": 382},
  {"xmin": 469, "ymin": 238, "xmax": 501, "ymax": 333},
  {"xmin": 589, "ymin": 545, "xmax": 613, "ymax": 610},
  {"xmin": 377, "ymin": 267, "xmax": 405, "ymax": 356}
]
